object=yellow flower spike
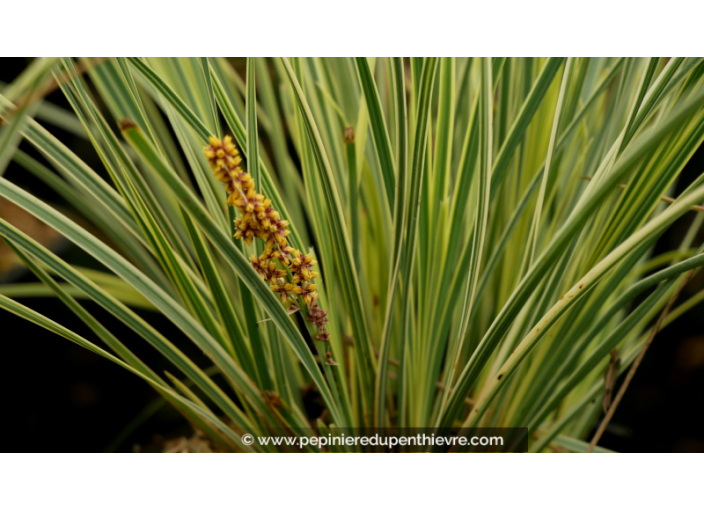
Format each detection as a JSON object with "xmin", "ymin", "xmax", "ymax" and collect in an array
[{"xmin": 204, "ymin": 135, "xmax": 331, "ymax": 348}]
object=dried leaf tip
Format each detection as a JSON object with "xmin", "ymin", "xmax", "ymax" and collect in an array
[{"xmin": 118, "ymin": 118, "xmax": 137, "ymax": 130}]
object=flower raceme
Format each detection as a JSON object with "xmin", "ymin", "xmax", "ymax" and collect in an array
[
  {"xmin": 203, "ymin": 135, "xmax": 290, "ymax": 246},
  {"xmin": 203, "ymin": 136, "xmax": 334, "ymax": 359}
]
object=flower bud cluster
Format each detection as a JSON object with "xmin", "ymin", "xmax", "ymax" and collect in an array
[{"xmin": 204, "ymin": 136, "xmax": 335, "ymax": 364}]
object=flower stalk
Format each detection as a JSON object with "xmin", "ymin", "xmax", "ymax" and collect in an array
[{"xmin": 204, "ymin": 135, "xmax": 335, "ymax": 363}]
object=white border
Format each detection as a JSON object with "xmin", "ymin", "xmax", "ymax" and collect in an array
[
  {"xmin": 0, "ymin": 453, "xmax": 700, "ymax": 508},
  {"xmin": 1, "ymin": 0, "xmax": 702, "ymax": 56}
]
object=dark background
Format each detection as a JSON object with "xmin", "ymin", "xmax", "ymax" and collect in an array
[{"xmin": 2, "ymin": 58, "xmax": 704, "ymax": 453}]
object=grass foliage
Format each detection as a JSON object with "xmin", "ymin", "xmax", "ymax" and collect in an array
[{"xmin": 2, "ymin": 57, "xmax": 704, "ymax": 452}]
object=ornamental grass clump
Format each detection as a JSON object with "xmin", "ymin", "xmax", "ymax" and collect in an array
[{"xmin": 2, "ymin": 57, "xmax": 704, "ymax": 452}]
